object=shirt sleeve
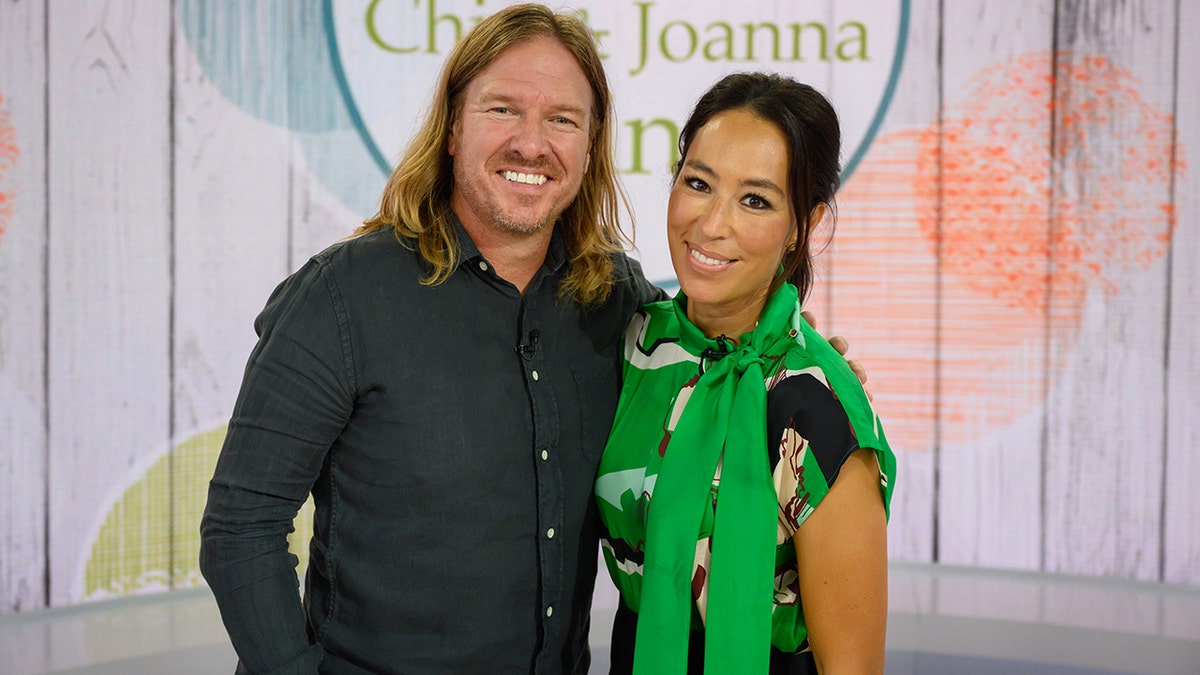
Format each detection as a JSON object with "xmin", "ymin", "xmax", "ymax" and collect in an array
[
  {"xmin": 199, "ymin": 255, "xmax": 356, "ymax": 674},
  {"xmin": 767, "ymin": 372, "xmax": 861, "ymax": 539},
  {"xmin": 616, "ymin": 253, "xmax": 668, "ymax": 307}
]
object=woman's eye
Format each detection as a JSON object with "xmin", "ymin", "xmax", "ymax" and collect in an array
[
  {"xmin": 744, "ymin": 194, "xmax": 771, "ymax": 209},
  {"xmin": 685, "ymin": 177, "xmax": 709, "ymax": 191}
]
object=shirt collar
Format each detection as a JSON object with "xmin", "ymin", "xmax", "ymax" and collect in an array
[{"xmin": 450, "ymin": 212, "xmax": 483, "ymax": 264}]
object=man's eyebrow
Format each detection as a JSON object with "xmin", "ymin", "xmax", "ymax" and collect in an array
[
  {"xmin": 477, "ymin": 92, "xmax": 588, "ymax": 116},
  {"xmin": 477, "ymin": 92, "xmax": 517, "ymax": 106},
  {"xmin": 549, "ymin": 103, "xmax": 588, "ymax": 117},
  {"xmin": 682, "ymin": 159, "xmax": 785, "ymax": 195}
]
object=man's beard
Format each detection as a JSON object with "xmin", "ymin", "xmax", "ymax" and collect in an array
[
  {"xmin": 489, "ymin": 205, "xmax": 555, "ymax": 235},
  {"xmin": 488, "ymin": 155, "xmax": 563, "ymax": 234},
  {"xmin": 453, "ymin": 156, "xmax": 566, "ymax": 236}
]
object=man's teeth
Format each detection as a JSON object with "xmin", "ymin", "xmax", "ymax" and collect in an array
[
  {"xmin": 691, "ymin": 248, "xmax": 731, "ymax": 266},
  {"xmin": 503, "ymin": 171, "xmax": 547, "ymax": 185}
]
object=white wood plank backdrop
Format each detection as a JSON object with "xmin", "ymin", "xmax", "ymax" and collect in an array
[
  {"xmin": 1043, "ymin": 0, "xmax": 1176, "ymax": 581},
  {"xmin": 0, "ymin": 0, "xmax": 1196, "ymax": 613},
  {"xmin": 935, "ymin": 0, "xmax": 1056, "ymax": 572},
  {"xmin": 815, "ymin": 0, "xmax": 942, "ymax": 564},
  {"xmin": 0, "ymin": 0, "xmax": 48, "ymax": 613},
  {"xmin": 170, "ymin": 0, "xmax": 297, "ymax": 587},
  {"xmin": 1164, "ymin": 0, "xmax": 1200, "ymax": 587},
  {"xmin": 45, "ymin": 0, "xmax": 173, "ymax": 606}
]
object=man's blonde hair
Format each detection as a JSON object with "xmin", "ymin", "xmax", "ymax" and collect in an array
[{"xmin": 358, "ymin": 3, "xmax": 630, "ymax": 306}]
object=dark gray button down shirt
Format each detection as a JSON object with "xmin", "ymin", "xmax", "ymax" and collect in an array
[{"xmin": 200, "ymin": 221, "xmax": 660, "ymax": 674}]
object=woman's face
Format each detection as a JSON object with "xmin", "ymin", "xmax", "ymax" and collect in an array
[{"xmin": 667, "ymin": 109, "xmax": 797, "ymax": 333}]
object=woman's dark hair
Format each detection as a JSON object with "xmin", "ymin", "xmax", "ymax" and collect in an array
[{"xmin": 675, "ymin": 72, "xmax": 841, "ymax": 302}]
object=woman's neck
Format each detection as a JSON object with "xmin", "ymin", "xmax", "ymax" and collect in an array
[{"xmin": 685, "ymin": 297, "xmax": 767, "ymax": 345}]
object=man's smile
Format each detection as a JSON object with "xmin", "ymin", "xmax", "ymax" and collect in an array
[{"xmin": 502, "ymin": 170, "xmax": 549, "ymax": 186}]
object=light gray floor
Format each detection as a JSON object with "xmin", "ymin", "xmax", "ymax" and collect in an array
[{"xmin": 2, "ymin": 562, "xmax": 1198, "ymax": 674}]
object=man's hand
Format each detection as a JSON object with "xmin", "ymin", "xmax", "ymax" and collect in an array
[{"xmin": 801, "ymin": 310, "xmax": 872, "ymax": 401}]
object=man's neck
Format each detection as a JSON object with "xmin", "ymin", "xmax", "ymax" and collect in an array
[{"xmin": 459, "ymin": 217, "xmax": 555, "ymax": 295}]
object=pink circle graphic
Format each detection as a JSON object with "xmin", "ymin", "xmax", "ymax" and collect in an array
[{"xmin": 0, "ymin": 91, "xmax": 16, "ymax": 245}]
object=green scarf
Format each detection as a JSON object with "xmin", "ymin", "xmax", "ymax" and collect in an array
[{"xmin": 633, "ymin": 283, "xmax": 801, "ymax": 674}]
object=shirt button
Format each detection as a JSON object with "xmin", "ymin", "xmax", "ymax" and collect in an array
[
  {"xmin": 531, "ymin": 370, "xmax": 539, "ymax": 381},
  {"xmin": 478, "ymin": 261, "xmax": 488, "ymax": 271},
  {"xmin": 541, "ymin": 449, "xmax": 549, "ymax": 461},
  {"xmin": 546, "ymin": 606, "xmax": 554, "ymax": 618},
  {"xmin": 546, "ymin": 527, "xmax": 555, "ymax": 539}
]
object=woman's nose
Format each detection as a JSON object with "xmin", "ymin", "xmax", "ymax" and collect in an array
[{"xmin": 696, "ymin": 199, "xmax": 732, "ymax": 238}]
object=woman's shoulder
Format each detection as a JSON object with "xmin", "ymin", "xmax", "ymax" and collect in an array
[
  {"xmin": 767, "ymin": 369, "xmax": 858, "ymax": 469},
  {"xmin": 777, "ymin": 313, "xmax": 882, "ymax": 435},
  {"xmin": 619, "ymin": 300, "xmax": 697, "ymax": 373}
]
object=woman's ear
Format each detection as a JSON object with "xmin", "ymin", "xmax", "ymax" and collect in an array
[{"xmin": 808, "ymin": 203, "xmax": 827, "ymax": 233}]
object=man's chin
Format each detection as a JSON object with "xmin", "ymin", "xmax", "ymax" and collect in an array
[{"xmin": 493, "ymin": 212, "xmax": 556, "ymax": 235}]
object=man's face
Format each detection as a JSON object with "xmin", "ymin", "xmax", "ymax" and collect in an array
[{"xmin": 448, "ymin": 35, "xmax": 594, "ymax": 238}]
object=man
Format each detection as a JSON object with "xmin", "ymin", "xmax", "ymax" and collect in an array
[
  {"xmin": 200, "ymin": 4, "xmax": 862, "ymax": 673},
  {"xmin": 201, "ymin": 6, "xmax": 657, "ymax": 673}
]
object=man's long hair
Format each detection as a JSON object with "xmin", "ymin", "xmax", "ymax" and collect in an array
[{"xmin": 358, "ymin": 3, "xmax": 630, "ymax": 306}]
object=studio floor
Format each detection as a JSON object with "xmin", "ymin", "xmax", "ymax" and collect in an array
[{"xmin": 1, "ymin": 562, "xmax": 1197, "ymax": 674}]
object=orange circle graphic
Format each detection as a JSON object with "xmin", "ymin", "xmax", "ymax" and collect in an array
[{"xmin": 815, "ymin": 51, "xmax": 1181, "ymax": 450}]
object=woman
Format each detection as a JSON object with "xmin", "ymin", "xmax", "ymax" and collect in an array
[{"xmin": 595, "ymin": 73, "xmax": 897, "ymax": 674}]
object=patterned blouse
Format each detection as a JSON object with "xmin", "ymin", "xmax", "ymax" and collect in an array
[{"xmin": 595, "ymin": 290, "xmax": 896, "ymax": 655}]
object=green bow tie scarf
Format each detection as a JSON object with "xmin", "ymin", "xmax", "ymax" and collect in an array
[{"xmin": 633, "ymin": 284, "xmax": 801, "ymax": 675}]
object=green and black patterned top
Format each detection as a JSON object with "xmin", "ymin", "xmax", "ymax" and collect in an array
[{"xmin": 595, "ymin": 282, "xmax": 896, "ymax": 674}]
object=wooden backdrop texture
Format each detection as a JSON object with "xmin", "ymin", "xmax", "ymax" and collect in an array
[{"xmin": 0, "ymin": 0, "xmax": 1196, "ymax": 614}]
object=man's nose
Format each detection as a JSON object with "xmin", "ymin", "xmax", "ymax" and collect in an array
[{"xmin": 509, "ymin": 117, "xmax": 551, "ymax": 158}]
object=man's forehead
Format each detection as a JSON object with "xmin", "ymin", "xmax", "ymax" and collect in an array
[
  {"xmin": 479, "ymin": 38, "xmax": 588, "ymax": 83},
  {"xmin": 474, "ymin": 77, "xmax": 590, "ymax": 105},
  {"xmin": 467, "ymin": 39, "xmax": 594, "ymax": 109}
]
